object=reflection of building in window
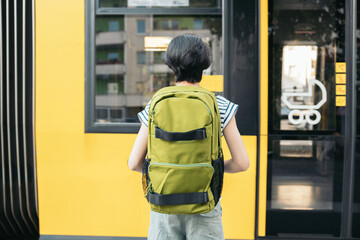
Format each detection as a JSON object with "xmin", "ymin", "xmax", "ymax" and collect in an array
[
  {"xmin": 99, "ymin": 0, "xmax": 217, "ymax": 8},
  {"xmin": 108, "ymin": 52, "xmax": 119, "ymax": 62},
  {"xmin": 97, "ymin": 45, "xmax": 124, "ymax": 64},
  {"xmin": 110, "ymin": 109, "xmax": 123, "ymax": 119},
  {"xmin": 280, "ymin": 140, "xmax": 313, "ymax": 158},
  {"xmin": 160, "ymin": 20, "xmax": 179, "ymax": 30},
  {"xmin": 154, "ymin": 17, "xmax": 206, "ymax": 31},
  {"xmin": 152, "ymin": 73, "xmax": 171, "ymax": 92},
  {"xmin": 137, "ymin": 20, "xmax": 146, "ymax": 34},
  {"xmin": 270, "ymin": 140, "xmax": 335, "ymax": 211},
  {"xmin": 108, "ymin": 20, "xmax": 119, "ymax": 31},
  {"xmin": 96, "ymin": 108, "xmax": 108, "ymax": 120},
  {"xmin": 96, "ymin": 16, "xmax": 124, "ymax": 32},
  {"xmin": 96, "ymin": 108, "xmax": 125, "ymax": 122},
  {"xmin": 153, "ymin": 52, "xmax": 165, "ymax": 64},
  {"xmin": 194, "ymin": 19, "xmax": 203, "ymax": 29},
  {"xmin": 282, "ymin": 45, "xmax": 318, "ymax": 92},
  {"xmin": 95, "ymin": 15, "xmax": 222, "ymax": 123},
  {"xmin": 280, "ymin": 45, "xmax": 320, "ymax": 130},
  {"xmin": 99, "ymin": 0, "xmax": 126, "ymax": 8},
  {"xmin": 96, "ymin": 74, "xmax": 124, "ymax": 95},
  {"xmin": 137, "ymin": 51, "xmax": 146, "ymax": 64}
]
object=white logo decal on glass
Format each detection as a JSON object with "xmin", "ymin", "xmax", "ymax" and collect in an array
[{"xmin": 281, "ymin": 79, "xmax": 327, "ymax": 125}]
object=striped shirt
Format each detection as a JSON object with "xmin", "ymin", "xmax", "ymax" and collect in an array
[{"xmin": 138, "ymin": 95, "xmax": 239, "ymax": 133}]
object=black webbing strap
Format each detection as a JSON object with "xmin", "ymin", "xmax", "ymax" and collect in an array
[
  {"xmin": 147, "ymin": 191, "xmax": 209, "ymax": 206},
  {"xmin": 155, "ymin": 126, "xmax": 206, "ymax": 141}
]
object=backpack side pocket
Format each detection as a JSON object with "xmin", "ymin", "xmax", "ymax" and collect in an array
[
  {"xmin": 142, "ymin": 158, "xmax": 151, "ymax": 197},
  {"xmin": 210, "ymin": 153, "xmax": 224, "ymax": 205}
]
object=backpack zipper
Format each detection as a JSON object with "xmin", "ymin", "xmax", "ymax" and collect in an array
[
  {"xmin": 152, "ymin": 96, "xmax": 212, "ymax": 118},
  {"xmin": 149, "ymin": 162, "xmax": 214, "ymax": 169}
]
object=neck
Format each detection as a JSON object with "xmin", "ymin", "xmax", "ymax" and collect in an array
[{"xmin": 175, "ymin": 81, "xmax": 200, "ymax": 87}]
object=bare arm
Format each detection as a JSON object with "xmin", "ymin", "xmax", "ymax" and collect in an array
[
  {"xmin": 223, "ymin": 116, "xmax": 250, "ymax": 173},
  {"xmin": 128, "ymin": 123, "xmax": 148, "ymax": 173}
]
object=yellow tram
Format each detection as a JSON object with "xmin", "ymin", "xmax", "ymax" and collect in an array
[{"xmin": 1, "ymin": 0, "xmax": 360, "ymax": 239}]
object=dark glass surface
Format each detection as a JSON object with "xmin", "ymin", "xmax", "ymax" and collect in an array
[
  {"xmin": 99, "ymin": 0, "xmax": 218, "ymax": 8},
  {"xmin": 353, "ymin": 139, "xmax": 360, "ymax": 238},
  {"xmin": 269, "ymin": 0, "xmax": 346, "ymax": 133},
  {"xmin": 94, "ymin": 15, "xmax": 222, "ymax": 123},
  {"xmin": 353, "ymin": 2, "xmax": 360, "ymax": 236},
  {"xmin": 228, "ymin": 0, "xmax": 258, "ymax": 135},
  {"xmin": 266, "ymin": 137, "xmax": 344, "ymax": 237}
]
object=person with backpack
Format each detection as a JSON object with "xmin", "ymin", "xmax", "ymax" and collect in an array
[{"xmin": 128, "ymin": 33, "xmax": 250, "ymax": 240}]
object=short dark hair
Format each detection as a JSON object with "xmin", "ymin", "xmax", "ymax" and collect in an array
[{"xmin": 165, "ymin": 34, "xmax": 211, "ymax": 83}]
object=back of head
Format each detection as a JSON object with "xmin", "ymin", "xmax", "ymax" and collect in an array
[{"xmin": 165, "ymin": 34, "xmax": 211, "ymax": 83}]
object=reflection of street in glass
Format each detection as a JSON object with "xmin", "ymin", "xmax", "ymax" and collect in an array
[
  {"xmin": 280, "ymin": 45, "xmax": 328, "ymax": 129},
  {"xmin": 271, "ymin": 140, "xmax": 336, "ymax": 211}
]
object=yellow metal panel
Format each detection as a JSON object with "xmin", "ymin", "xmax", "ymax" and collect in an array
[
  {"xmin": 35, "ymin": 0, "xmax": 257, "ymax": 238},
  {"xmin": 258, "ymin": 136, "xmax": 268, "ymax": 236},
  {"xmin": 36, "ymin": 133, "xmax": 151, "ymax": 236},
  {"xmin": 260, "ymin": 0, "xmax": 268, "ymax": 136},
  {"xmin": 259, "ymin": 0, "xmax": 268, "ymax": 236},
  {"xmin": 200, "ymin": 75, "xmax": 224, "ymax": 92},
  {"xmin": 222, "ymin": 136, "xmax": 257, "ymax": 240},
  {"xmin": 35, "ymin": 0, "xmax": 150, "ymax": 236}
]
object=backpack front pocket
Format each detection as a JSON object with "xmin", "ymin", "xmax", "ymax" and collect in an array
[{"xmin": 148, "ymin": 162, "xmax": 214, "ymax": 203}]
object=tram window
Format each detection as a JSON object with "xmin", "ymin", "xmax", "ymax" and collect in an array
[
  {"xmin": 269, "ymin": 0, "xmax": 346, "ymax": 133},
  {"xmin": 93, "ymin": 15, "xmax": 222, "ymax": 125},
  {"xmin": 98, "ymin": 0, "xmax": 219, "ymax": 8}
]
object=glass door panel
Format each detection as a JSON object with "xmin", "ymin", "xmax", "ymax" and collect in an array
[
  {"xmin": 267, "ymin": 137, "xmax": 344, "ymax": 236},
  {"xmin": 267, "ymin": 0, "xmax": 346, "ymax": 237},
  {"xmin": 269, "ymin": 0, "xmax": 346, "ymax": 133}
]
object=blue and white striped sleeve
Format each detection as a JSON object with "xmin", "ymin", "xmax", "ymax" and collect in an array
[
  {"xmin": 216, "ymin": 95, "xmax": 239, "ymax": 132},
  {"xmin": 137, "ymin": 100, "xmax": 151, "ymax": 127}
]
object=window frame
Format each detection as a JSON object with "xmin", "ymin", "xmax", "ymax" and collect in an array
[{"xmin": 85, "ymin": 0, "xmax": 223, "ymax": 133}]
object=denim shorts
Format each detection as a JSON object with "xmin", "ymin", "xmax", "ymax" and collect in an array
[{"xmin": 148, "ymin": 202, "xmax": 224, "ymax": 240}]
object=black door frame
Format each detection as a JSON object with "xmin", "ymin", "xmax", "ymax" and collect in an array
[
  {"xmin": 256, "ymin": 0, "xmax": 358, "ymax": 239},
  {"xmin": 341, "ymin": 0, "xmax": 357, "ymax": 238}
]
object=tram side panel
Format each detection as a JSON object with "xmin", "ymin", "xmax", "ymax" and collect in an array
[{"xmin": 35, "ymin": 0, "xmax": 257, "ymax": 239}]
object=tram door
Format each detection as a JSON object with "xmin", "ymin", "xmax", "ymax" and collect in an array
[{"xmin": 266, "ymin": 0, "xmax": 347, "ymax": 237}]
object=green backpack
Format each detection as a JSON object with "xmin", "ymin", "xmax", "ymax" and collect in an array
[{"xmin": 142, "ymin": 86, "xmax": 224, "ymax": 215}]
